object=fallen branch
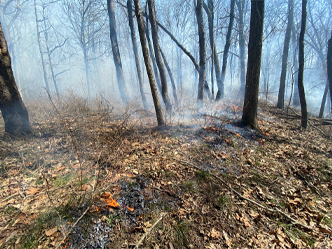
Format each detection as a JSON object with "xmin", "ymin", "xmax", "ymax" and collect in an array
[
  {"xmin": 177, "ymin": 159, "xmax": 315, "ymax": 232},
  {"xmin": 135, "ymin": 212, "xmax": 166, "ymax": 249},
  {"xmin": 55, "ymin": 206, "xmax": 90, "ymax": 249}
]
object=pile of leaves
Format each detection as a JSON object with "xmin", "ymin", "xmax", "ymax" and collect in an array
[{"xmin": 0, "ymin": 99, "xmax": 331, "ymax": 248}]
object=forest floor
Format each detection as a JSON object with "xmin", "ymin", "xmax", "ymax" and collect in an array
[{"xmin": 0, "ymin": 96, "xmax": 332, "ymax": 249}]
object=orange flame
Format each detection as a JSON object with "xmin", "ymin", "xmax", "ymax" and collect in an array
[{"xmin": 126, "ymin": 206, "xmax": 134, "ymax": 212}]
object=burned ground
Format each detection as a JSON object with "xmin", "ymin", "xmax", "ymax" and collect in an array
[{"xmin": 0, "ymin": 99, "xmax": 332, "ymax": 248}]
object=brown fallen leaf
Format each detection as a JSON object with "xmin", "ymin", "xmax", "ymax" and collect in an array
[
  {"xmin": 240, "ymin": 214, "xmax": 252, "ymax": 229},
  {"xmin": 26, "ymin": 187, "xmax": 40, "ymax": 196},
  {"xmin": 223, "ymin": 230, "xmax": 232, "ymax": 248},
  {"xmin": 210, "ymin": 227, "xmax": 222, "ymax": 239},
  {"xmin": 45, "ymin": 227, "xmax": 57, "ymax": 236}
]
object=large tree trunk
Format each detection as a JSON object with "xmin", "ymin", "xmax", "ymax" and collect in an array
[
  {"xmin": 242, "ymin": 0, "xmax": 264, "ymax": 130},
  {"xmin": 196, "ymin": 0, "xmax": 206, "ymax": 101},
  {"xmin": 236, "ymin": 0, "xmax": 246, "ymax": 95},
  {"xmin": 147, "ymin": 0, "xmax": 171, "ymax": 111},
  {"xmin": 319, "ymin": 80, "xmax": 329, "ymax": 118},
  {"xmin": 127, "ymin": 0, "xmax": 147, "ymax": 110},
  {"xmin": 298, "ymin": 0, "xmax": 308, "ymax": 129},
  {"xmin": 134, "ymin": 0, "xmax": 164, "ymax": 126},
  {"xmin": 277, "ymin": 0, "xmax": 294, "ymax": 109},
  {"xmin": 217, "ymin": 0, "xmax": 235, "ymax": 100},
  {"xmin": 107, "ymin": 0, "xmax": 128, "ymax": 103},
  {"xmin": 0, "ymin": 22, "xmax": 30, "ymax": 135},
  {"xmin": 328, "ymin": 31, "xmax": 332, "ymax": 113}
]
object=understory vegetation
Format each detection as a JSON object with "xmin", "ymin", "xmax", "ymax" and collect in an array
[{"xmin": 0, "ymin": 96, "xmax": 331, "ymax": 248}]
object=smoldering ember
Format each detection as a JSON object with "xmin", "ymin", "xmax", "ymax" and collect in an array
[{"xmin": 0, "ymin": 0, "xmax": 332, "ymax": 248}]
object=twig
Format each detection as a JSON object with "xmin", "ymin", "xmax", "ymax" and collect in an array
[
  {"xmin": 55, "ymin": 206, "xmax": 90, "ymax": 249},
  {"xmin": 134, "ymin": 212, "xmax": 166, "ymax": 249},
  {"xmin": 177, "ymin": 159, "xmax": 315, "ymax": 232}
]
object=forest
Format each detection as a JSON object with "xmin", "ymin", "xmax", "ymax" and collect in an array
[{"xmin": 0, "ymin": 0, "xmax": 331, "ymax": 248}]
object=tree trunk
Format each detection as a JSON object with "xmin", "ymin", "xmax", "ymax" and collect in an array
[
  {"xmin": 144, "ymin": 16, "xmax": 162, "ymax": 94},
  {"xmin": 292, "ymin": 21, "xmax": 300, "ymax": 106},
  {"xmin": 203, "ymin": 0, "xmax": 221, "ymax": 100},
  {"xmin": 242, "ymin": 0, "xmax": 264, "ymax": 130},
  {"xmin": 217, "ymin": 0, "xmax": 235, "ymax": 100},
  {"xmin": 160, "ymin": 48, "xmax": 178, "ymax": 105},
  {"xmin": 277, "ymin": 0, "xmax": 293, "ymax": 109},
  {"xmin": 196, "ymin": 0, "xmax": 206, "ymax": 101},
  {"xmin": 134, "ymin": 0, "xmax": 164, "ymax": 126},
  {"xmin": 147, "ymin": 0, "xmax": 171, "ymax": 111},
  {"xmin": 0, "ymin": 22, "xmax": 30, "ymax": 135},
  {"xmin": 328, "ymin": 31, "xmax": 332, "ymax": 113},
  {"xmin": 107, "ymin": 0, "xmax": 128, "ymax": 103},
  {"xmin": 298, "ymin": 0, "xmax": 308, "ymax": 129},
  {"xmin": 319, "ymin": 80, "xmax": 329, "ymax": 118},
  {"xmin": 236, "ymin": 0, "xmax": 246, "ymax": 95},
  {"xmin": 127, "ymin": 0, "xmax": 147, "ymax": 110}
]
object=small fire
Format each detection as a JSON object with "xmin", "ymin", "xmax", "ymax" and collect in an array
[
  {"xmin": 126, "ymin": 206, "xmax": 134, "ymax": 212},
  {"xmin": 235, "ymin": 133, "xmax": 241, "ymax": 137},
  {"xmin": 101, "ymin": 192, "xmax": 120, "ymax": 208}
]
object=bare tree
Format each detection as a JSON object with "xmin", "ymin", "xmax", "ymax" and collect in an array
[
  {"xmin": 236, "ymin": 0, "xmax": 246, "ymax": 95},
  {"xmin": 147, "ymin": 0, "xmax": 171, "ymax": 111},
  {"xmin": 0, "ymin": 22, "xmax": 30, "ymax": 135},
  {"xmin": 277, "ymin": 0, "xmax": 294, "ymax": 109},
  {"xmin": 218, "ymin": 0, "xmax": 235, "ymax": 100},
  {"xmin": 298, "ymin": 0, "xmax": 307, "ymax": 128},
  {"xmin": 242, "ymin": 0, "xmax": 264, "ymax": 130},
  {"xmin": 195, "ymin": 0, "xmax": 206, "ymax": 101},
  {"xmin": 107, "ymin": 0, "xmax": 128, "ymax": 103},
  {"xmin": 134, "ymin": 0, "xmax": 164, "ymax": 126},
  {"xmin": 127, "ymin": 0, "xmax": 147, "ymax": 110}
]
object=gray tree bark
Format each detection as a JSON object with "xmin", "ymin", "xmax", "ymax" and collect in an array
[
  {"xmin": 134, "ymin": 0, "xmax": 164, "ymax": 126},
  {"xmin": 127, "ymin": 0, "xmax": 147, "ymax": 110},
  {"xmin": 0, "ymin": 22, "xmax": 30, "ymax": 135},
  {"xmin": 298, "ymin": 0, "xmax": 308, "ymax": 128},
  {"xmin": 277, "ymin": 0, "xmax": 293, "ymax": 109},
  {"xmin": 195, "ymin": 0, "xmax": 206, "ymax": 101},
  {"xmin": 236, "ymin": 0, "xmax": 246, "ymax": 95},
  {"xmin": 107, "ymin": 0, "xmax": 128, "ymax": 103},
  {"xmin": 147, "ymin": 0, "xmax": 171, "ymax": 111},
  {"xmin": 242, "ymin": 0, "xmax": 264, "ymax": 130},
  {"xmin": 218, "ymin": 0, "xmax": 235, "ymax": 100},
  {"xmin": 328, "ymin": 32, "xmax": 332, "ymax": 113}
]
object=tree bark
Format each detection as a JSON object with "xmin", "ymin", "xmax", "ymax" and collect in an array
[
  {"xmin": 319, "ymin": 80, "xmax": 329, "ymax": 118},
  {"xmin": 134, "ymin": 0, "xmax": 164, "ymax": 126},
  {"xmin": 160, "ymin": 48, "xmax": 178, "ymax": 105},
  {"xmin": 298, "ymin": 0, "xmax": 307, "ymax": 129},
  {"xmin": 236, "ymin": 0, "xmax": 246, "ymax": 95},
  {"xmin": 195, "ymin": 0, "xmax": 206, "ymax": 101},
  {"xmin": 0, "ymin": 22, "xmax": 30, "ymax": 135},
  {"xmin": 328, "ymin": 31, "xmax": 332, "ymax": 113},
  {"xmin": 203, "ymin": 0, "xmax": 221, "ymax": 100},
  {"xmin": 107, "ymin": 0, "xmax": 128, "ymax": 103},
  {"xmin": 242, "ymin": 0, "xmax": 264, "ymax": 130},
  {"xmin": 217, "ymin": 0, "xmax": 235, "ymax": 100},
  {"xmin": 277, "ymin": 0, "xmax": 293, "ymax": 109},
  {"xmin": 147, "ymin": 0, "xmax": 172, "ymax": 111},
  {"xmin": 144, "ymin": 15, "xmax": 162, "ymax": 94},
  {"xmin": 127, "ymin": 0, "xmax": 147, "ymax": 110},
  {"xmin": 291, "ymin": 21, "xmax": 300, "ymax": 106}
]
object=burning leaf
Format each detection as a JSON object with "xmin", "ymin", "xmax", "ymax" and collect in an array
[
  {"xmin": 105, "ymin": 196, "xmax": 120, "ymax": 208},
  {"xmin": 126, "ymin": 206, "xmax": 134, "ymax": 212}
]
